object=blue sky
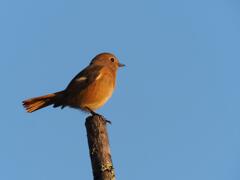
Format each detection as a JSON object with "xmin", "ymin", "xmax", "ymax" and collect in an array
[{"xmin": 1, "ymin": 0, "xmax": 240, "ymax": 179}]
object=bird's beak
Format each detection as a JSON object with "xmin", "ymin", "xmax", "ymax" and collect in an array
[{"xmin": 118, "ymin": 63, "xmax": 125, "ymax": 67}]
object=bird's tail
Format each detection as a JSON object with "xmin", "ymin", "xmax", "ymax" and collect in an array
[{"xmin": 22, "ymin": 91, "xmax": 64, "ymax": 113}]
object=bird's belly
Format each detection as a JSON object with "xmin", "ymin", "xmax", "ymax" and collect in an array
[{"xmin": 74, "ymin": 77, "xmax": 114, "ymax": 110}]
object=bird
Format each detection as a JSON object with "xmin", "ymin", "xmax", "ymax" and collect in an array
[{"xmin": 22, "ymin": 52, "xmax": 125, "ymax": 118}]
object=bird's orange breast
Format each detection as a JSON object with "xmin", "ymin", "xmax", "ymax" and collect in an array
[{"xmin": 74, "ymin": 68, "xmax": 116, "ymax": 110}]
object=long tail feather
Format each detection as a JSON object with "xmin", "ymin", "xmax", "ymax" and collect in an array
[{"xmin": 22, "ymin": 91, "xmax": 64, "ymax": 113}]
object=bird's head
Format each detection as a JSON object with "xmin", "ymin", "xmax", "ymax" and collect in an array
[{"xmin": 90, "ymin": 52, "xmax": 125, "ymax": 70}]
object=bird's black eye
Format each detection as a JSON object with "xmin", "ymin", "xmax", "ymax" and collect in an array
[{"xmin": 110, "ymin": 58, "xmax": 115, "ymax": 62}]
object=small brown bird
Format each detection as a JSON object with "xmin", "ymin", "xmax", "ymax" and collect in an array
[{"xmin": 22, "ymin": 52, "xmax": 124, "ymax": 116}]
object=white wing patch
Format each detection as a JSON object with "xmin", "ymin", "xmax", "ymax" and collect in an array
[
  {"xmin": 76, "ymin": 76, "xmax": 87, "ymax": 82},
  {"xmin": 76, "ymin": 72, "xmax": 102, "ymax": 82},
  {"xmin": 96, "ymin": 73, "xmax": 102, "ymax": 80}
]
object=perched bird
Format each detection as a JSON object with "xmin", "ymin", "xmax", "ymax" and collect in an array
[{"xmin": 22, "ymin": 52, "xmax": 125, "ymax": 116}]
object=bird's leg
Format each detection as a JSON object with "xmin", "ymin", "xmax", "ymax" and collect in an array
[{"xmin": 85, "ymin": 107, "xmax": 111, "ymax": 124}]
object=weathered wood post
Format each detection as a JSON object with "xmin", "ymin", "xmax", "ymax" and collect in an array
[{"xmin": 85, "ymin": 115, "xmax": 115, "ymax": 180}]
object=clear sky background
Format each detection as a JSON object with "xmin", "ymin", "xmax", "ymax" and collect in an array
[{"xmin": 1, "ymin": 0, "xmax": 240, "ymax": 180}]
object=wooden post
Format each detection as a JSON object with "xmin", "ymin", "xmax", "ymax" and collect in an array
[{"xmin": 85, "ymin": 115, "xmax": 115, "ymax": 180}]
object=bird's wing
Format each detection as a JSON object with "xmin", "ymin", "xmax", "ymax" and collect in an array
[{"xmin": 65, "ymin": 64, "xmax": 103, "ymax": 93}]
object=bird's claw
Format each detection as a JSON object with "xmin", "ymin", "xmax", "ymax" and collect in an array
[{"xmin": 86, "ymin": 107, "xmax": 111, "ymax": 124}]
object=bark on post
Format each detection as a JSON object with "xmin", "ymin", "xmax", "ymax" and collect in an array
[{"xmin": 85, "ymin": 115, "xmax": 115, "ymax": 180}]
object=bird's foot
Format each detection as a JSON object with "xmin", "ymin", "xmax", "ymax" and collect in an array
[{"xmin": 86, "ymin": 107, "xmax": 111, "ymax": 124}]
